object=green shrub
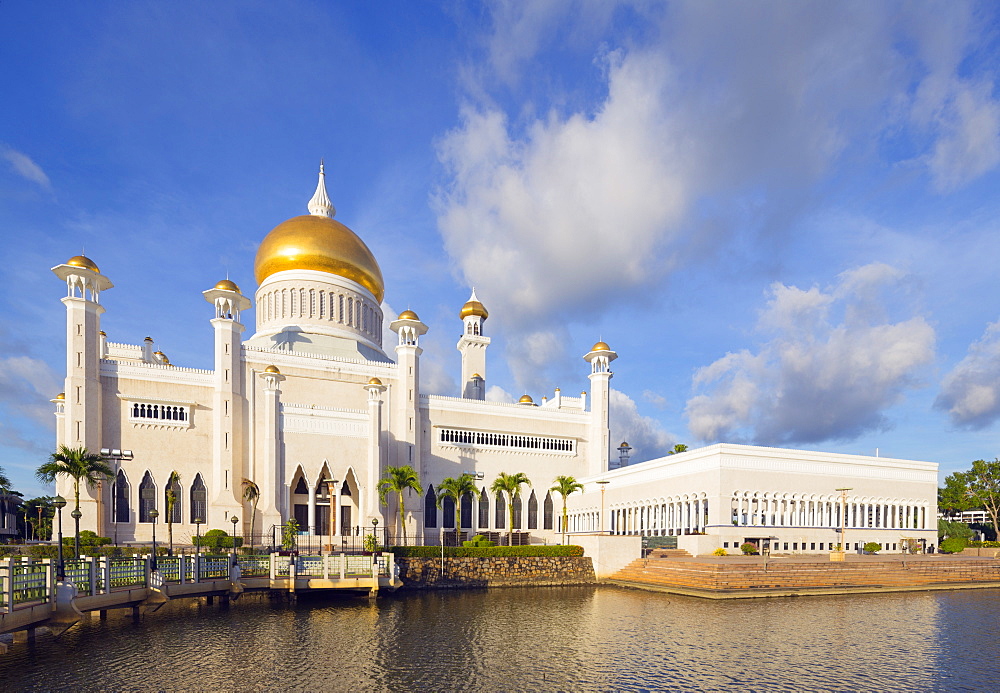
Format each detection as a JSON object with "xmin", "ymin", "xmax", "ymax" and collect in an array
[
  {"xmin": 194, "ymin": 529, "xmax": 243, "ymax": 551},
  {"xmin": 740, "ymin": 542, "xmax": 758, "ymax": 555},
  {"xmin": 863, "ymin": 542, "xmax": 882, "ymax": 554},
  {"xmin": 968, "ymin": 540, "xmax": 1000, "ymax": 548},
  {"xmin": 62, "ymin": 530, "xmax": 111, "ymax": 548},
  {"xmin": 390, "ymin": 545, "xmax": 584, "ymax": 558},
  {"xmin": 462, "ymin": 535, "xmax": 496, "ymax": 548},
  {"xmin": 713, "ymin": 547, "xmax": 727, "ymax": 556},
  {"xmin": 939, "ymin": 537, "xmax": 969, "ymax": 553}
]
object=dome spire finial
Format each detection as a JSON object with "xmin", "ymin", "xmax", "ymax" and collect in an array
[{"xmin": 308, "ymin": 160, "xmax": 336, "ymax": 218}]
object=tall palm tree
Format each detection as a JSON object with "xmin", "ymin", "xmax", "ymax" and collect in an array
[
  {"xmin": 667, "ymin": 444, "xmax": 688, "ymax": 455},
  {"xmin": 436, "ymin": 473, "xmax": 478, "ymax": 547},
  {"xmin": 550, "ymin": 475, "xmax": 585, "ymax": 544},
  {"xmin": 242, "ymin": 479, "xmax": 260, "ymax": 550},
  {"xmin": 36, "ymin": 445, "xmax": 113, "ymax": 558},
  {"xmin": 377, "ymin": 466, "xmax": 422, "ymax": 546},
  {"xmin": 0, "ymin": 466, "xmax": 11, "ymax": 490},
  {"xmin": 491, "ymin": 472, "xmax": 531, "ymax": 546},
  {"xmin": 164, "ymin": 471, "xmax": 181, "ymax": 555}
]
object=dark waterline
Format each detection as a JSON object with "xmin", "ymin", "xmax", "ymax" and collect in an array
[{"xmin": 2, "ymin": 585, "xmax": 999, "ymax": 691}]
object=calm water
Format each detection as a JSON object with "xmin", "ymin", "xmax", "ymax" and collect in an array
[{"xmin": 2, "ymin": 585, "xmax": 999, "ymax": 691}]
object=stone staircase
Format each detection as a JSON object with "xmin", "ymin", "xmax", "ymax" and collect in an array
[
  {"xmin": 647, "ymin": 548, "xmax": 692, "ymax": 559},
  {"xmin": 609, "ymin": 556, "xmax": 1000, "ymax": 596}
]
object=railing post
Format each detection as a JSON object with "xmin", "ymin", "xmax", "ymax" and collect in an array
[
  {"xmin": 100, "ymin": 556, "xmax": 109, "ymax": 594},
  {"xmin": 340, "ymin": 553, "xmax": 346, "ymax": 580},
  {"xmin": 323, "ymin": 554, "xmax": 330, "ymax": 580},
  {"xmin": 144, "ymin": 555, "xmax": 152, "ymax": 587},
  {"xmin": 195, "ymin": 554, "xmax": 201, "ymax": 584},
  {"xmin": 6, "ymin": 557, "xmax": 15, "ymax": 611}
]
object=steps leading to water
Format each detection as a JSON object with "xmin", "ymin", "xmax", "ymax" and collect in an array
[{"xmin": 609, "ymin": 557, "xmax": 1000, "ymax": 598}]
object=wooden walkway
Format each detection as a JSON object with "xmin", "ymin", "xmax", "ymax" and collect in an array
[{"xmin": 0, "ymin": 552, "xmax": 402, "ymax": 642}]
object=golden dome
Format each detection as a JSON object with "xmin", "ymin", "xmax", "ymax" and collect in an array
[
  {"xmin": 398, "ymin": 309, "xmax": 419, "ymax": 321},
  {"xmin": 214, "ymin": 279, "xmax": 240, "ymax": 292},
  {"xmin": 55, "ymin": 392, "xmax": 65, "ymax": 400},
  {"xmin": 460, "ymin": 299, "xmax": 488, "ymax": 320},
  {"xmin": 264, "ymin": 365, "xmax": 280, "ymax": 374},
  {"xmin": 518, "ymin": 394, "xmax": 534, "ymax": 404},
  {"xmin": 591, "ymin": 341, "xmax": 611, "ymax": 352},
  {"xmin": 368, "ymin": 377, "xmax": 383, "ymax": 386},
  {"xmin": 471, "ymin": 373, "xmax": 482, "ymax": 379},
  {"xmin": 66, "ymin": 255, "xmax": 100, "ymax": 273},
  {"xmin": 254, "ymin": 215, "xmax": 384, "ymax": 302},
  {"xmin": 619, "ymin": 441, "xmax": 630, "ymax": 448}
]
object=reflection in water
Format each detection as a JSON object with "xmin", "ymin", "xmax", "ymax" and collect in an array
[{"xmin": 2, "ymin": 586, "xmax": 998, "ymax": 691}]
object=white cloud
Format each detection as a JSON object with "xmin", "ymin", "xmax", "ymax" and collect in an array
[
  {"xmin": 641, "ymin": 389, "xmax": 667, "ymax": 409},
  {"xmin": 685, "ymin": 264, "xmax": 935, "ymax": 445},
  {"xmin": 609, "ymin": 388, "xmax": 676, "ymax": 463},
  {"xmin": 2, "ymin": 146, "xmax": 51, "ymax": 189},
  {"xmin": 485, "ymin": 385, "xmax": 515, "ymax": 403},
  {"xmin": 936, "ymin": 321, "xmax": 1000, "ymax": 429},
  {"xmin": 0, "ymin": 355, "xmax": 61, "ymax": 429}
]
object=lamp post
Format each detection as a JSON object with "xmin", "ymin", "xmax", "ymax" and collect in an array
[
  {"xmin": 53, "ymin": 495, "xmax": 66, "ymax": 581},
  {"xmin": 836, "ymin": 487, "xmax": 852, "ymax": 554},
  {"xmin": 149, "ymin": 508, "xmax": 159, "ymax": 571},
  {"xmin": 371, "ymin": 517, "xmax": 379, "ymax": 552},
  {"xmin": 597, "ymin": 480, "xmax": 610, "ymax": 534},
  {"xmin": 231, "ymin": 515, "xmax": 240, "ymax": 562},
  {"xmin": 100, "ymin": 448, "xmax": 133, "ymax": 547}
]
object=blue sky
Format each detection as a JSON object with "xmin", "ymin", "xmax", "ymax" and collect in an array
[{"xmin": 3, "ymin": 1, "xmax": 1000, "ymax": 498}]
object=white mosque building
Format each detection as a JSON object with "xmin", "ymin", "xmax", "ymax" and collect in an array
[{"xmin": 50, "ymin": 165, "xmax": 938, "ymax": 553}]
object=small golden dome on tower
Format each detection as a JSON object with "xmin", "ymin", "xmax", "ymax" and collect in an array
[
  {"xmin": 66, "ymin": 255, "xmax": 100, "ymax": 273},
  {"xmin": 459, "ymin": 288, "xmax": 488, "ymax": 320},
  {"xmin": 398, "ymin": 309, "xmax": 419, "ymax": 321},
  {"xmin": 368, "ymin": 377, "xmax": 383, "ymax": 386},
  {"xmin": 518, "ymin": 394, "xmax": 534, "ymax": 405},
  {"xmin": 55, "ymin": 392, "xmax": 65, "ymax": 400},
  {"xmin": 471, "ymin": 373, "xmax": 482, "ymax": 379},
  {"xmin": 619, "ymin": 441, "xmax": 630, "ymax": 448},
  {"xmin": 264, "ymin": 365, "xmax": 280, "ymax": 374},
  {"xmin": 214, "ymin": 279, "xmax": 240, "ymax": 292},
  {"xmin": 591, "ymin": 341, "xmax": 611, "ymax": 352}
]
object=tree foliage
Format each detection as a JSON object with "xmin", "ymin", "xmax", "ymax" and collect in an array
[
  {"xmin": 550, "ymin": 475, "xmax": 584, "ymax": 543},
  {"xmin": 436, "ymin": 473, "xmax": 477, "ymax": 546},
  {"xmin": 491, "ymin": 472, "xmax": 531, "ymax": 546},
  {"xmin": 378, "ymin": 465, "xmax": 422, "ymax": 545},
  {"xmin": 944, "ymin": 459, "xmax": 1000, "ymax": 535}
]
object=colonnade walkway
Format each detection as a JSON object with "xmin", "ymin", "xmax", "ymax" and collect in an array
[{"xmin": 0, "ymin": 552, "xmax": 401, "ymax": 639}]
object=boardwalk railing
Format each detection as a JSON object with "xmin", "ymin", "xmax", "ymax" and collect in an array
[{"xmin": 0, "ymin": 552, "xmax": 396, "ymax": 614}]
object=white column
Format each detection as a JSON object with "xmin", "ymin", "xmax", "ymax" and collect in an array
[
  {"xmin": 307, "ymin": 485, "xmax": 316, "ymax": 535},
  {"xmin": 259, "ymin": 368, "xmax": 285, "ymax": 529}
]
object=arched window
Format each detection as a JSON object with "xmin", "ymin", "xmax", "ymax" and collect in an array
[
  {"xmin": 424, "ymin": 486, "xmax": 437, "ymax": 528},
  {"xmin": 512, "ymin": 493, "xmax": 522, "ymax": 529},
  {"xmin": 461, "ymin": 492, "xmax": 473, "ymax": 528},
  {"xmin": 527, "ymin": 491, "xmax": 538, "ymax": 530},
  {"xmin": 165, "ymin": 473, "xmax": 182, "ymax": 524},
  {"xmin": 190, "ymin": 474, "xmax": 207, "ymax": 524},
  {"xmin": 479, "ymin": 489, "xmax": 490, "ymax": 528},
  {"xmin": 114, "ymin": 470, "xmax": 130, "ymax": 523},
  {"xmin": 139, "ymin": 471, "xmax": 157, "ymax": 523},
  {"xmin": 442, "ymin": 495, "xmax": 455, "ymax": 529},
  {"xmin": 543, "ymin": 491, "xmax": 554, "ymax": 530},
  {"xmin": 495, "ymin": 490, "xmax": 506, "ymax": 529}
]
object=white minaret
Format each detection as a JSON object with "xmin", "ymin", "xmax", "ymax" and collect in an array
[
  {"xmin": 51, "ymin": 255, "xmax": 113, "ymax": 535},
  {"xmin": 584, "ymin": 341, "xmax": 617, "ymax": 477},
  {"xmin": 457, "ymin": 289, "xmax": 490, "ymax": 400},
  {"xmin": 388, "ymin": 309, "xmax": 428, "ymax": 542},
  {"xmin": 203, "ymin": 279, "xmax": 252, "ymax": 527},
  {"xmin": 364, "ymin": 377, "xmax": 388, "ymax": 531}
]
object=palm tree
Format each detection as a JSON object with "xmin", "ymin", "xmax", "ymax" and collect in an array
[
  {"xmin": 36, "ymin": 445, "xmax": 113, "ymax": 558},
  {"xmin": 436, "ymin": 473, "xmax": 478, "ymax": 547},
  {"xmin": 164, "ymin": 471, "xmax": 181, "ymax": 555},
  {"xmin": 242, "ymin": 479, "xmax": 260, "ymax": 550},
  {"xmin": 550, "ymin": 475, "xmax": 585, "ymax": 544},
  {"xmin": 377, "ymin": 466, "xmax": 422, "ymax": 546},
  {"xmin": 0, "ymin": 466, "xmax": 11, "ymax": 490},
  {"xmin": 667, "ymin": 444, "xmax": 688, "ymax": 455},
  {"xmin": 491, "ymin": 472, "xmax": 531, "ymax": 546}
]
